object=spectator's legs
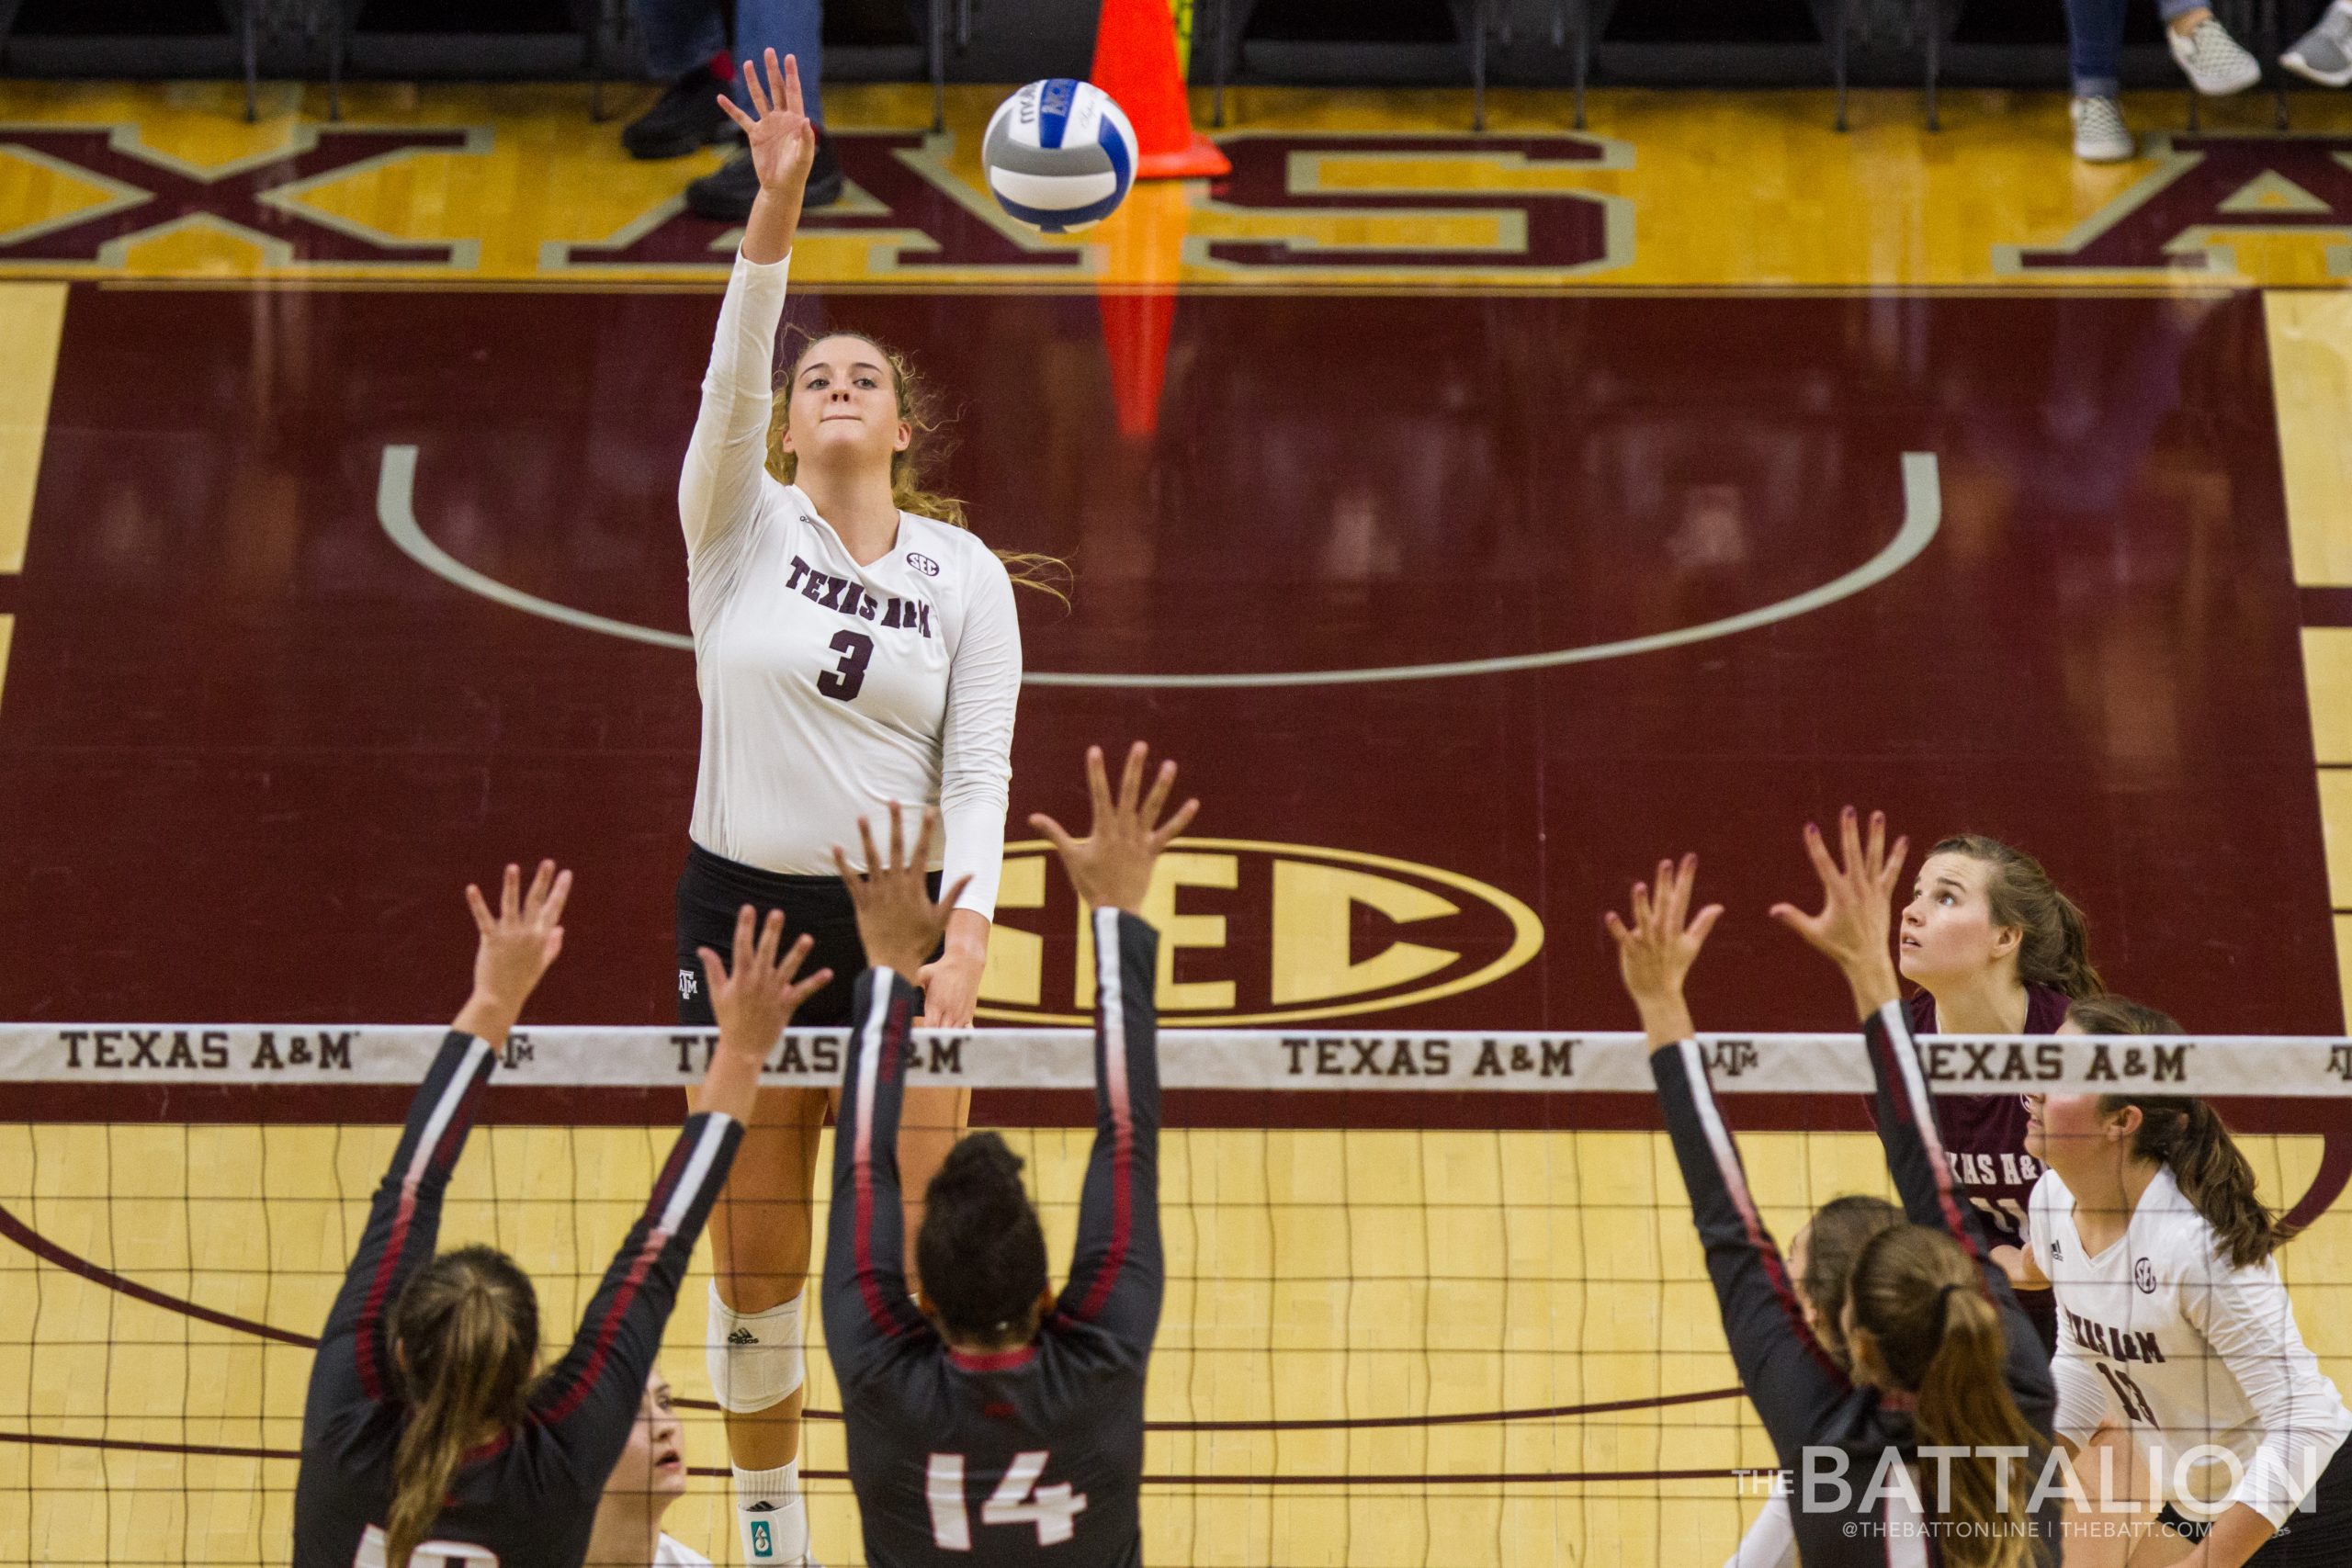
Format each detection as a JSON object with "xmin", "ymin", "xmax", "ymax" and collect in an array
[
  {"xmin": 637, "ymin": 0, "xmax": 729, "ymax": 79},
  {"xmin": 2064, "ymin": 0, "xmax": 2137, "ymax": 161},
  {"xmin": 2162, "ymin": 0, "xmax": 2213, "ymax": 33},
  {"xmin": 730, "ymin": 0, "xmax": 828, "ymax": 127},
  {"xmin": 623, "ymin": 0, "xmax": 741, "ymax": 160},
  {"xmin": 2065, "ymin": 0, "xmax": 2128, "ymax": 96},
  {"xmin": 686, "ymin": 0, "xmax": 844, "ymax": 220}
]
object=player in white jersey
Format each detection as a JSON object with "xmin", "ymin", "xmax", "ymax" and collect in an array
[
  {"xmin": 585, "ymin": 1368, "xmax": 715, "ymax": 1568},
  {"xmin": 671, "ymin": 51, "xmax": 1054, "ymax": 1568},
  {"xmin": 2010, "ymin": 994, "xmax": 2352, "ymax": 1566}
]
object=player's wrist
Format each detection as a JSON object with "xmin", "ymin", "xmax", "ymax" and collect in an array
[
  {"xmin": 869, "ymin": 950, "xmax": 929, "ymax": 983},
  {"xmin": 454, "ymin": 989, "xmax": 524, "ymax": 1046},
  {"xmin": 697, "ymin": 1044, "xmax": 762, "ymax": 1123},
  {"xmin": 942, "ymin": 919, "xmax": 989, "ymax": 961},
  {"xmin": 1084, "ymin": 876, "xmax": 1149, "ymax": 913},
  {"xmin": 1632, "ymin": 995, "xmax": 1696, "ymax": 1047},
  {"xmin": 1841, "ymin": 957, "xmax": 1901, "ymax": 1018},
  {"xmin": 714, "ymin": 1011, "xmax": 782, "ymax": 1057}
]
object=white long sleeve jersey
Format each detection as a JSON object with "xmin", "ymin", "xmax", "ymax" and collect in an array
[
  {"xmin": 1721, "ymin": 1494, "xmax": 1794, "ymax": 1568},
  {"xmin": 2027, "ymin": 1166, "xmax": 2352, "ymax": 1528},
  {"xmin": 680, "ymin": 251, "xmax": 1020, "ymax": 919}
]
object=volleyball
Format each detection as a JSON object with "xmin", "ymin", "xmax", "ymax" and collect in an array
[{"xmin": 980, "ymin": 78, "xmax": 1139, "ymax": 233}]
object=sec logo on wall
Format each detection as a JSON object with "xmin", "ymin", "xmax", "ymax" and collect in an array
[{"xmin": 977, "ymin": 839, "xmax": 1543, "ymax": 1026}]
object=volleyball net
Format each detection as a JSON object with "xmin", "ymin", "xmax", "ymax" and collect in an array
[{"xmin": 3, "ymin": 1024, "xmax": 2350, "ymax": 1566}]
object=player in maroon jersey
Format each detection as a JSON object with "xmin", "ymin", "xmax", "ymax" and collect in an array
[{"xmin": 1897, "ymin": 834, "xmax": 2101, "ymax": 1349}]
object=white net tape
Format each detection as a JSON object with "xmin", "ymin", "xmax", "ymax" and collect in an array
[{"xmin": 6, "ymin": 1025, "xmax": 2349, "ymax": 1095}]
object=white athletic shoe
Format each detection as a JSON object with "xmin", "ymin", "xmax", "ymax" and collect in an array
[
  {"xmin": 2282, "ymin": 0, "xmax": 2352, "ymax": 85},
  {"xmin": 2071, "ymin": 96, "xmax": 2136, "ymax": 162},
  {"xmin": 2169, "ymin": 16, "xmax": 2264, "ymax": 94}
]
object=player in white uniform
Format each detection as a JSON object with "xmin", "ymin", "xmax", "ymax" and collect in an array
[
  {"xmin": 673, "ymin": 51, "xmax": 1042, "ymax": 1568},
  {"xmin": 585, "ymin": 1368, "xmax": 715, "ymax": 1568},
  {"xmin": 2010, "ymin": 995, "xmax": 2352, "ymax": 1566}
]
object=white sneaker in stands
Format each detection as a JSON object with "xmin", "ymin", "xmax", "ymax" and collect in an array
[
  {"xmin": 2169, "ymin": 16, "xmax": 2264, "ymax": 94},
  {"xmin": 2071, "ymin": 96, "xmax": 2135, "ymax": 162},
  {"xmin": 2282, "ymin": 0, "xmax": 2352, "ymax": 85}
]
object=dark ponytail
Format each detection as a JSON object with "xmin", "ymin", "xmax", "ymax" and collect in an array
[
  {"xmin": 916, "ymin": 1133, "xmax": 1050, "ymax": 1347},
  {"xmin": 1848, "ymin": 1225, "xmax": 2043, "ymax": 1568},
  {"xmin": 2109, "ymin": 1096, "xmax": 2294, "ymax": 1268},
  {"xmin": 386, "ymin": 1247, "xmax": 538, "ymax": 1568},
  {"xmin": 2064, "ymin": 996, "xmax": 2294, "ymax": 1269},
  {"xmin": 1931, "ymin": 834, "xmax": 2102, "ymax": 1000}
]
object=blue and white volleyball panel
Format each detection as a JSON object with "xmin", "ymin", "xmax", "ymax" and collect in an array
[{"xmin": 980, "ymin": 79, "xmax": 1139, "ymax": 234}]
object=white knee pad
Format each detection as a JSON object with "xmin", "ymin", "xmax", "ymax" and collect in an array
[{"xmin": 706, "ymin": 1281, "xmax": 807, "ymax": 1415}]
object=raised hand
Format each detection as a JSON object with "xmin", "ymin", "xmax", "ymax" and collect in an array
[
  {"xmin": 716, "ymin": 49, "xmax": 818, "ymax": 200},
  {"xmin": 695, "ymin": 904, "xmax": 832, "ymax": 1063},
  {"xmin": 1768, "ymin": 806, "xmax": 1907, "ymax": 1014},
  {"xmin": 1603, "ymin": 852, "xmax": 1721, "ymax": 1045},
  {"xmin": 1028, "ymin": 742, "xmax": 1199, "ymax": 915},
  {"xmin": 456, "ymin": 860, "xmax": 572, "ymax": 1044},
  {"xmin": 834, "ymin": 804, "xmax": 970, "ymax": 981}
]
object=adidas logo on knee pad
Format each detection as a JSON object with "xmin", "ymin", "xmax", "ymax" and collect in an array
[{"xmin": 708, "ymin": 1283, "xmax": 806, "ymax": 1413}]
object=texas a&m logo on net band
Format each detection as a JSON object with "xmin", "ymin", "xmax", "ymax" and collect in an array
[
  {"xmin": 54, "ymin": 1027, "xmax": 356, "ymax": 1074},
  {"xmin": 1917, "ymin": 1037, "xmax": 2197, "ymax": 1088},
  {"xmin": 974, "ymin": 838, "xmax": 1544, "ymax": 1026},
  {"xmin": 1704, "ymin": 1039, "xmax": 1761, "ymax": 1077}
]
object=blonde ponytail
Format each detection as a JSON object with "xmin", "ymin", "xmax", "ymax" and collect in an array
[
  {"xmin": 1849, "ymin": 1226, "xmax": 2044, "ymax": 1568},
  {"xmin": 1913, "ymin": 1287, "xmax": 2041, "ymax": 1568},
  {"xmin": 385, "ymin": 1247, "xmax": 537, "ymax": 1568}
]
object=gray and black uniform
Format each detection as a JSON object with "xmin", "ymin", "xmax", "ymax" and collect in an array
[
  {"xmin": 1654, "ymin": 1003, "xmax": 2061, "ymax": 1566},
  {"xmin": 821, "ymin": 908, "xmax": 1161, "ymax": 1568},
  {"xmin": 292, "ymin": 1031, "xmax": 741, "ymax": 1568}
]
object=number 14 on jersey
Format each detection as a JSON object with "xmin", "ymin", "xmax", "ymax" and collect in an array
[{"xmin": 927, "ymin": 1451, "xmax": 1088, "ymax": 1549}]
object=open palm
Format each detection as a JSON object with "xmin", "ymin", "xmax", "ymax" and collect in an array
[
  {"xmin": 717, "ymin": 49, "xmax": 817, "ymax": 197},
  {"xmin": 1768, "ymin": 807, "xmax": 1907, "ymax": 971}
]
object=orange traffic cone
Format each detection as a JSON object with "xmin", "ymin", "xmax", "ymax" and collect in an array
[{"xmin": 1091, "ymin": 0, "xmax": 1230, "ymax": 179}]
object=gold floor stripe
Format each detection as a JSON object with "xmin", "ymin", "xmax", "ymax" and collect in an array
[
  {"xmin": 2268, "ymin": 292, "xmax": 2352, "ymax": 590},
  {"xmin": 0, "ymin": 281, "xmax": 67, "ymax": 575},
  {"xmin": 2307, "ymin": 630, "xmax": 2352, "ymax": 766},
  {"xmin": 2324, "ymin": 769, "xmax": 2352, "ymax": 911},
  {"xmin": 2339, "ymin": 915, "xmax": 2352, "ymax": 1032},
  {"xmin": 0, "ymin": 615, "xmax": 13, "ymax": 715},
  {"xmin": 2278, "ymin": 292, "xmax": 2352, "ymax": 1021}
]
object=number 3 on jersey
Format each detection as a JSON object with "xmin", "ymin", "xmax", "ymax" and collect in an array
[
  {"xmin": 818, "ymin": 630, "xmax": 874, "ymax": 702},
  {"xmin": 927, "ymin": 1451, "xmax": 1088, "ymax": 1550}
]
